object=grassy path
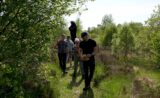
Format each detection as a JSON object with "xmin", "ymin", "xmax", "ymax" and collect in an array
[
  {"xmin": 49, "ymin": 61, "xmax": 160, "ymax": 98},
  {"xmin": 57, "ymin": 66, "xmax": 101, "ymax": 98}
]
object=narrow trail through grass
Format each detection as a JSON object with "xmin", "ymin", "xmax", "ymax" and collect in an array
[
  {"xmin": 57, "ymin": 65, "xmax": 102, "ymax": 98},
  {"xmin": 49, "ymin": 61, "xmax": 160, "ymax": 98}
]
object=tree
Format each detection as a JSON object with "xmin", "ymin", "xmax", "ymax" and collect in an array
[
  {"xmin": 0, "ymin": 0, "xmax": 93, "ymax": 97},
  {"xmin": 129, "ymin": 22, "xmax": 143, "ymax": 36},
  {"xmin": 147, "ymin": 5, "xmax": 160, "ymax": 68},
  {"xmin": 101, "ymin": 14, "xmax": 113, "ymax": 27},
  {"xmin": 102, "ymin": 24, "xmax": 117, "ymax": 47},
  {"xmin": 111, "ymin": 24, "xmax": 134, "ymax": 60},
  {"xmin": 111, "ymin": 33, "xmax": 119, "ymax": 57},
  {"xmin": 146, "ymin": 5, "xmax": 160, "ymax": 32},
  {"xmin": 89, "ymin": 26, "xmax": 104, "ymax": 44},
  {"xmin": 75, "ymin": 18, "xmax": 83, "ymax": 37},
  {"xmin": 152, "ymin": 31, "xmax": 160, "ymax": 67},
  {"xmin": 101, "ymin": 14, "xmax": 117, "ymax": 47},
  {"xmin": 128, "ymin": 22, "xmax": 144, "ymax": 55},
  {"xmin": 118, "ymin": 24, "xmax": 134, "ymax": 60}
]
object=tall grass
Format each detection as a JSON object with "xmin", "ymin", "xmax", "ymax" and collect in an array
[{"xmin": 98, "ymin": 74, "xmax": 133, "ymax": 98}]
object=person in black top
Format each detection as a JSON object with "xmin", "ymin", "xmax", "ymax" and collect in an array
[
  {"xmin": 69, "ymin": 21, "xmax": 77, "ymax": 43},
  {"xmin": 79, "ymin": 32, "xmax": 97, "ymax": 91}
]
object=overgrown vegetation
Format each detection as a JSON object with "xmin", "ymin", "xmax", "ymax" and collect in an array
[
  {"xmin": 0, "ymin": 0, "xmax": 94, "ymax": 97},
  {"xmin": 88, "ymin": 4, "xmax": 160, "ymax": 98},
  {"xmin": 0, "ymin": 0, "xmax": 160, "ymax": 98}
]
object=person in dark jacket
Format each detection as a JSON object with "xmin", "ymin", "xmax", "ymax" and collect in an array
[
  {"xmin": 79, "ymin": 32, "xmax": 97, "ymax": 91},
  {"xmin": 69, "ymin": 21, "xmax": 77, "ymax": 43}
]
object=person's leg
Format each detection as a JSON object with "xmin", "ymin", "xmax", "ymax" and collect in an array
[
  {"xmin": 69, "ymin": 52, "xmax": 72, "ymax": 67},
  {"xmin": 73, "ymin": 54, "xmax": 78, "ymax": 77},
  {"xmin": 58, "ymin": 53, "xmax": 63, "ymax": 72},
  {"xmin": 88, "ymin": 61, "xmax": 95, "ymax": 87},
  {"xmin": 62, "ymin": 53, "xmax": 67, "ymax": 73},
  {"xmin": 66, "ymin": 52, "xmax": 69, "ymax": 63},
  {"xmin": 80, "ymin": 61, "xmax": 85, "ymax": 78},
  {"xmin": 83, "ymin": 61, "xmax": 89, "ymax": 90}
]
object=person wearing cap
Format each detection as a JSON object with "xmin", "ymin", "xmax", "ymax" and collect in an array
[
  {"xmin": 73, "ymin": 38, "xmax": 85, "ymax": 78},
  {"xmin": 79, "ymin": 32, "xmax": 97, "ymax": 91}
]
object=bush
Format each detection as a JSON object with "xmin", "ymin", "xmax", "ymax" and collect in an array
[
  {"xmin": 152, "ymin": 32, "xmax": 160, "ymax": 68},
  {"xmin": 102, "ymin": 24, "xmax": 117, "ymax": 47}
]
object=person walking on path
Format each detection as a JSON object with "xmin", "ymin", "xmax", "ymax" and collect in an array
[
  {"xmin": 56, "ymin": 34, "xmax": 68, "ymax": 75},
  {"xmin": 66, "ymin": 36, "xmax": 74, "ymax": 68},
  {"xmin": 79, "ymin": 32, "xmax": 97, "ymax": 91},
  {"xmin": 73, "ymin": 38, "xmax": 85, "ymax": 78},
  {"xmin": 69, "ymin": 21, "xmax": 77, "ymax": 43}
]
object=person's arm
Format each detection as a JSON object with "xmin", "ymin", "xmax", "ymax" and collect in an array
[
  {"xmin": 86, "ymin": 46, "xmax": 97, "ymax": 57},
  {"xmin": 92, "ymin": 46, "xmax": 97, "ymax": 56},
  {"xmin": 78, "ymin": 48, "xmax": 83, "ymax": 58},
  {"xmin": 79, "ymin": 42, "xmax": 83, "ymax": 58},
  {"xmin": 87, "ymin": 40, "xmax": 97, "ymax": 57}
]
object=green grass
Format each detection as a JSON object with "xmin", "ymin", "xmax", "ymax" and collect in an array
[
  {"xmin": 127, "ymin": 57, "xmax": 154, "ymax": 69},
  {"xmin": 137, "ymin": 68, "xmax": 160, "ymax": 83},
  {"xmin": 98, "ymin": 74, "xmax": 134, "ymax": 98},
  {"xmin": 126, "ymin": 57, "xmax": 160, "ymax": 82},
  {"xmin": 46, "ymin": 63, "xmax": 133, "ymax": 98},
  {"xmin": 44, "ymin": 60, "xmax": 160, "ymax": 98}
]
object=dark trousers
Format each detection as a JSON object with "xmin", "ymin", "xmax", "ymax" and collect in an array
[
  {"xmin": 83, "ymin": 60, "xmax": 95, "ymax": 87},
  {"xmin": 58, "ymin": 53, "xmax": 67, "ymax": 73}
]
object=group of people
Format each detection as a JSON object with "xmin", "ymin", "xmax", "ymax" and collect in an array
[{"xmin": 55, "ymin": 21, "xmax": 97, "ymax": 91}]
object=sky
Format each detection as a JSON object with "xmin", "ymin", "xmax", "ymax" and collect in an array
[{"xmin": 65, "ymin": 0, "xmax": 160, "ymax": 30}]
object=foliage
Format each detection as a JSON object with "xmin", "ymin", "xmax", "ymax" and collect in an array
[
  {"xmin": 147, "ymin": 5, "xmax": 160, "ymax": 67},
  {"xmin": 89, "ymin": 27, "xmax": 103, "ymax": 44},
  {"xmin": 75, "ymin": 18, "xmax": 83, "ymax": 37},
  {"xmin": 102, "ymin": 24, "xmax": 117, "ymax": 47},
  {"xmin": 101, "ymin": 14, "xmax": 113, "ymax": 27},
  {"xmin": 89, "ymin": 14, "xmax": 115, "ymax": 46},
  {"xmin": 0, "ymin": 0, "xmax": 93, "ymax": 97},
  {"xmin": 99, "ymin": 74, "xmax": 133, "ymax": 98},
  {"xmin": 93, "ymin": 63, "xmax": 108, "ymax": 87},
  {"xmin": 152, "ymin": 32, "xmax": 160, "ymax": 67},
  {"xmin": 111, "ymin": 23, "xmax": 134, "ymax": 60}
]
